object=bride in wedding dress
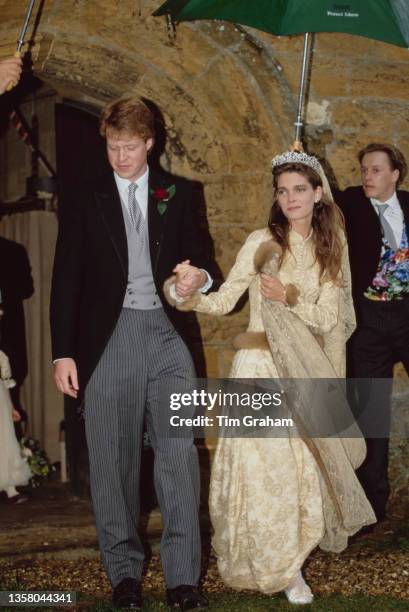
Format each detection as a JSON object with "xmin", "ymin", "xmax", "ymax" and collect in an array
[{"xmin": 166, "ymin": 151, "xmax": 376, "ymax": 604}]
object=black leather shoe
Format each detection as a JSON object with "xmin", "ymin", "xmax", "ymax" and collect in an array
[
  {"xmin": 112, "ymin": 577, "xmax": 142, "ymax": 609},
  {"xmin": 166, "ymin": 585, "xmax": 208, "ymax": 611}
]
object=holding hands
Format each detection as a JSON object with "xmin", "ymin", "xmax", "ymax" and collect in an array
[{"xmin": 173, "ymin": 260, "xmax": 206, "ymax": 298}]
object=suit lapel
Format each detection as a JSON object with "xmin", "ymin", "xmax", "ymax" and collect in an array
[
  {"xmin": 148, "ymin": 169, "xmax": 171, "ymax": 273},
  {"xmin": 353, "ymin": 189, "xmax": 382, "ymax": 245},
  {"xmin": 398, "ymin": 190, "xmax": 409, "ymax": 233},
  {"xmin": 94, "ymin": 172, "xmax": 128, "ymax": 279}
]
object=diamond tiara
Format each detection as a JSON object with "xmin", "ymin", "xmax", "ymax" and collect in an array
[{"xmin": 271, "ymin": 151, "xmax": 321, "ymax": 173}]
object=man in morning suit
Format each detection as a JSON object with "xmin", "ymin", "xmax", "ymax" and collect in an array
[
  {"xmin": 336, "ymin": 143, "xmax": 409, "ymax": 523},
  {"xmin": 50, "ymin": 98, "xmax": 210, "ymax": 610}
]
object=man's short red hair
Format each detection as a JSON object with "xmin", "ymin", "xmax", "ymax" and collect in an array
[{"xmin": 100, "ymin": 97, "xmax": 155, "ymax": 141}]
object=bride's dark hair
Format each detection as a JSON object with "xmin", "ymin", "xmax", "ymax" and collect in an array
[{"xmin": 268, "ymin": 162, "xmax": 345, "ymax": 284}]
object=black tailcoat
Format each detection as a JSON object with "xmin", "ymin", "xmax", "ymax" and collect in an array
[{"xmin": 50, "ymin": 169, "xmax": 210, "ymax": 395}]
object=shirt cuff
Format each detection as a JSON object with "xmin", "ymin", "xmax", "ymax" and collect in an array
[
  {"xmin": 199, "ymin": 269, "xmax": 213, "ymax": 293},
  {"xmin": 169, "ymin": 284, "xmax": 187, "ymax": 304}
]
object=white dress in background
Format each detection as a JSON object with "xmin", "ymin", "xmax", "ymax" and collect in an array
[{"xmin": 0, "ymin": 378, "xmax": 31, "ymax": 491}]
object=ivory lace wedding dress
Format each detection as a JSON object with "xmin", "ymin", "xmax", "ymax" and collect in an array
[{"xmin": 172, "ymin": 228, "xmax": 376, "ymax": 594}]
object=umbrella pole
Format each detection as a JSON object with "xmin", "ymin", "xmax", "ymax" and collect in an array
[
  {"xmin": 293, "ymin": 32, "xmax": 312, "ymax": 152},
  {"xmin": 4, "ymin": 0, "xmax": 36, "ymax": 93}
]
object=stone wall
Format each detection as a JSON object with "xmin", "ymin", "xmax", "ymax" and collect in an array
[
  {"xmin": 0, "ymin": 0, "xmax": 408, "ymax": 508},
  {"xmin": 2, "ymin": 2, "xmax": 409, "ymax": 373}
]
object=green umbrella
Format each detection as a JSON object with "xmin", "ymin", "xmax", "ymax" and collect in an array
[{"xmin": 154, "ymin": 0, "xmax": 409, "ymax": 147}]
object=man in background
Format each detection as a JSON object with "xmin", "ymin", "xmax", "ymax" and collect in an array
[{"xmin": 337, "ymin": 143, "xmax": 409, "ymax": 523}]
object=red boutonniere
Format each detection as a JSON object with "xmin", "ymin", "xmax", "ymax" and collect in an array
[{"xmin": 150, "ymin": 184, "xmax": 176, "ymax": 215}]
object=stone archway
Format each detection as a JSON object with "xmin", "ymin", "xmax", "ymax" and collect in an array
[{"xmin": 1, "ymin": 0, "xmax": 304, "ymax": 373}]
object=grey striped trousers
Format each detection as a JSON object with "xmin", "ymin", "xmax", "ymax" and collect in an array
[{"xmin": 84, "ymin": 308, "xmax": 201, "ymax": 588}]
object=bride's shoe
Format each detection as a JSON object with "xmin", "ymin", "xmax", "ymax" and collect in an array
[{"xmin": 284, "ymin": 571, "xmax": 314, "ymax": 605}]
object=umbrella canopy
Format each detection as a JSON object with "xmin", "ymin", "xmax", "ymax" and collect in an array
[
  {"xmin": 154, "ymin": 0, "xmax": 409, "ymax": 47},
  {"xmin": 154, "ymin": 0, "xmax": 409, "ymax": 147}
]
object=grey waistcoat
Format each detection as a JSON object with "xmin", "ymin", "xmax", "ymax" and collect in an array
[{"xmin": 121, "ymin": 201, "xmax": 161, "ymax": 310}]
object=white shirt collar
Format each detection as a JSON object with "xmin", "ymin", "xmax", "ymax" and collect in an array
[
  {"xmin": 370, "ymin": 191, "xmax": 399, "ymax": 211},
  {"xmin": 114, "ymin": 166, "xmax": 149, "ymax": 197},
  {"xmin": 114, "ymin": 166, "xmax": 149, "ymax": 193},
  {"xmin": 113, "ymin": 167, "xmax": 150, "ymax": 220},
  {"xmin": 370, "ymin": 191, "xmax": 403, "ymax": 249}
]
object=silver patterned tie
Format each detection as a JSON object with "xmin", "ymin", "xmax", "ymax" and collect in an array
[
  {"xmin": 374, "ymin": 203, "xmax": 398, "ymax": 251},
  {"xmin": 128, "ymin": 182, "xmax": 145, "ymax": 236}
]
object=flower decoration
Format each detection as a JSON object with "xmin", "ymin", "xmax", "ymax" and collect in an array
[
  {"xmin": 365, "ymin": 231, "xmax": 409, "ymax": 301},
  {"xmin": 20, "ymin": 437, "xmax": 56, "ymax": 487},
  {"xmin": 150, "ymin": 184, "xmax": 176, "ymax": 215}
]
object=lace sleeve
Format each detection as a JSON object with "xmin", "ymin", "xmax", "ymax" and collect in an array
[
  {"xmin": 288, "ymin": 281, "xmax": 340, "ymax": 334},
  {"xmin": 193, "ymin": 232, "xmax": 262, "ymax": 315},
  {"xmin": 168, "ymin": 231, "xmax": 263, "ymax": 316}
]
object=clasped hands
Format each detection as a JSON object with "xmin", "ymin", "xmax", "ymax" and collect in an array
[
  {"xmin": 54, "ymin": 269, "xmax": 285, "ymax": 398},
  {"xmin": 173, "ymin": 260, "xmax": 206, "ymax": 297},
  {"xmin": 173, "ymin": 262, "xmax": 286, "ymax": 304}
]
